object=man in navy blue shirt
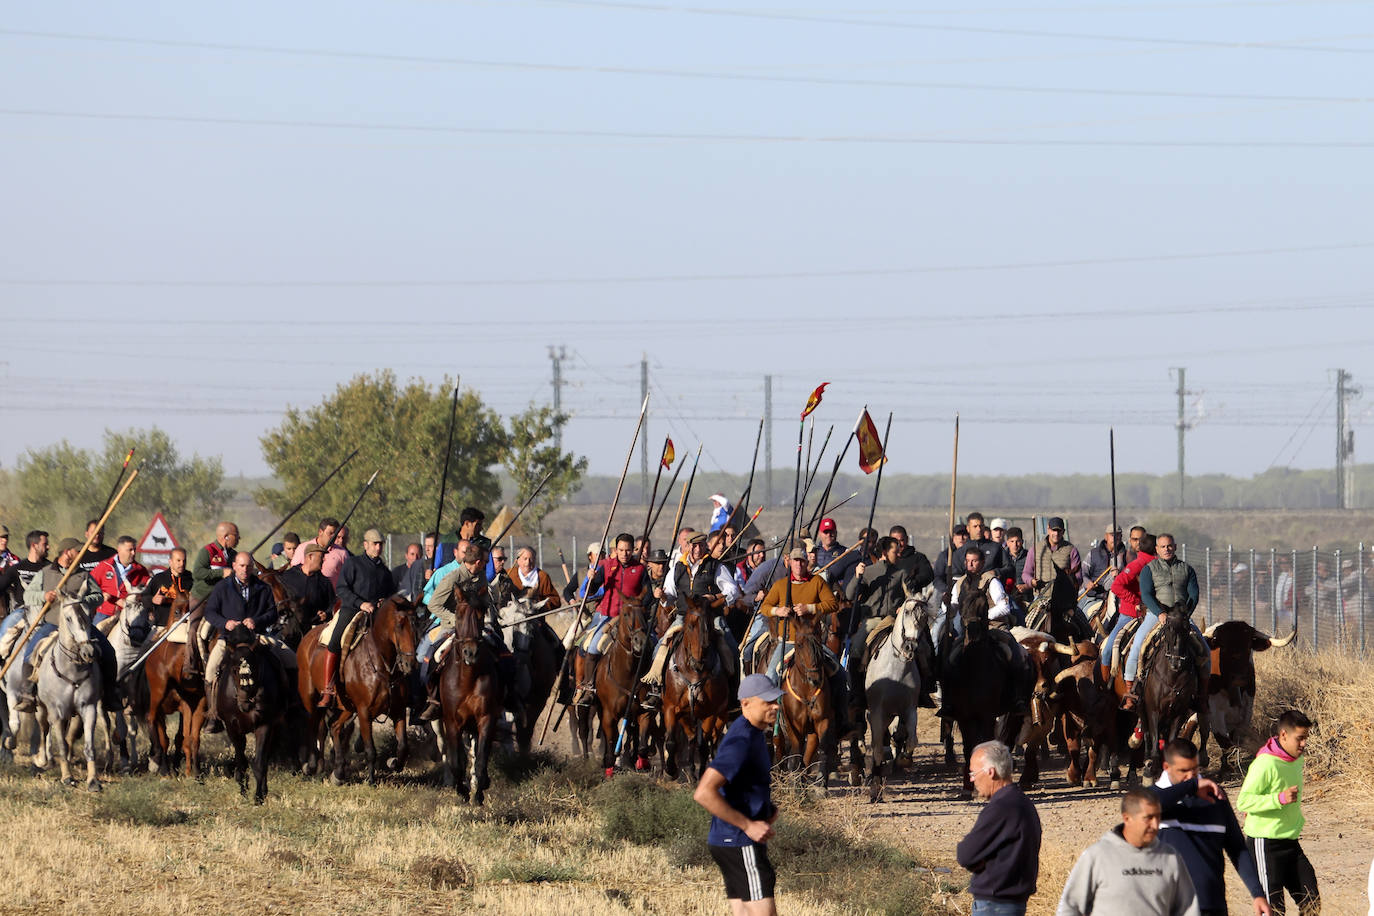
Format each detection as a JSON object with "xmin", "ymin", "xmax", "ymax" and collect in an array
[{"xmin": 694, "ymin": 673, "xmax": 782, "ymax": 915}]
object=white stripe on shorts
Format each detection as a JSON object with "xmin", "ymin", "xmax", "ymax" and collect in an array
[{"xmin": 742, "ymin": 845, "xmax": 762, "ymax": 901}]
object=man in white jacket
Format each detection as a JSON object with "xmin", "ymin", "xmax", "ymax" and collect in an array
[{"xmin": 1058, "ymin": 787, "xmax": 1200, "ymax": 916}]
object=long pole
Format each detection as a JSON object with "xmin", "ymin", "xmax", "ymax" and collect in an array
[
  {"xmin": 850, "ymin": 414, "xmax": 892, "ymax": 640},
  {"xmin": 488, "ymin": 467, "xmax": 557, "ymax": 547},
  {"xmin": 325, "ymin": 468, "xmax": 381, "ymax": 551},
  {"xmin": 669, "ymin": 445, "xmax": 702, "ymax": 548},
  {"xmin": 719, "ymin": 418, "xmax": 766, "ymax": 538},
  {"xmin": 820, "ymin": 490, "xmax": 861, "ymax": 519},
  {"xmin": 540, "ymin": 393, "xmax": 650, "ymax": 745},
  {"xmin": 777, "ymin": 410, "xmax": 807, "ymax": 736},
  {"xmin": 947, "ymin": 415, "xmax": 960, "ymax": 547},
  {"xmin": 802, "ymin": 424, "xmax": 834, "ymax": 499},
  {"xmin": 806, "ymin": 407, "xmax": 863, "ymax": 536},
  {"xmin": 2, "ymin": 467, "xmax": 142, "ymax": 678},
  {"xmin": 98, "ymin": 448, "xmax": 135, "ymax": 520},
  {"xmin": 430, "ymin": 383, "xmax": 461, "ymax": 565},
  {"xmin": 1110, "ymin": 427, "xmax": 1119, "ymax": 564},
  {"xmin": 247, "ymin": 447, "xmax": 360, "ymax": 556},
  {"xmin": 640, "ymin": 439, "xmax": 670, "ymax": 544},
  {"xmin": 647, "ymin": 451, "xmax": 686, "ymax": 535}
]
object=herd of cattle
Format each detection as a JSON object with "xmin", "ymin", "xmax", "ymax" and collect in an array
[{"xmin": 0, "ymin": 550, "xmax": 1298, "ymax": 807}]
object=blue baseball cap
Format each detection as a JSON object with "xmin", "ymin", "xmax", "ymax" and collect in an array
[{"xmin": 738, "ymin": 674, "xmax": 783, "ymax": 702}]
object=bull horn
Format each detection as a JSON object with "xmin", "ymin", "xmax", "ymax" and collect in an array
[
  {"xmin": 1052, "ymin": 643, "xmax": 1077, "ymax": 656},
  {"xmin": 1270, "ymin": 620, "xmax": 1298, "ymax": 648}
]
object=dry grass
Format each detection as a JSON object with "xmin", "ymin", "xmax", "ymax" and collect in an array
[{"xmin": 0, "ymin": 747, "xmax": 957, "ymax": 915}]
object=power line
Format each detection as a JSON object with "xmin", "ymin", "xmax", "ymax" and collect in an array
[
  {"xmin": 4, "ymin": 107, "xmax": 1374, "ymax": 149},
  {"xmin": 4, "ymin": 28, "xmax": 1371, "ymax": 105},
  {"xmin": 539, "ymin": 0, "xmax": 1374, "ymax": 54}
]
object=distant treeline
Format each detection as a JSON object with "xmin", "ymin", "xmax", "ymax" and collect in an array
[{"xmin": 558, "ymin": 464, "xmax": 1374, "ymax": 511}]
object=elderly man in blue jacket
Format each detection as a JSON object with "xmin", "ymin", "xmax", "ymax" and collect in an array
[{"xmin": 202, "ymin": 551, "xmax": 296, "ymax": 732}]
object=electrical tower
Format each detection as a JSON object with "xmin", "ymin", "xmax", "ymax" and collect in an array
[
  {"xmin": 1336, "ymin": 369, "xmax": 1359, "ymax": 509},
  {"xmin": 1171, "ymin": 367, "xmax": 1194, "ymax": 508},
  {"xmin": 548, "ymin": 345, "xmax": 567, "ymax": 451}
]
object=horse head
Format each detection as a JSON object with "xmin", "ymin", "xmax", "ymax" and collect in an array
[
  {"xmin": 59, "ymin": 599, "xmax": 96, "ymax": 665},
  {"xmin": 258, "ymin": 569, "xmax": 308, "ymax": 647},
  {"xmin": 120, "ymin": 586, "xmax": 154, "ymax": 646},
  {"xmin": 378, "ymin": 595, "xmax": 419, "ymax": 676},
  {"xmin": 680, "ymin": 599, "xmax": 712, "ymax": 673},
  {"xmin": 619, "ymin": 595, "xmax": 649, "ymax": 654},
  {"xmin": 892, "ymin": 601, "xmax": 922, "ymax": 662}
]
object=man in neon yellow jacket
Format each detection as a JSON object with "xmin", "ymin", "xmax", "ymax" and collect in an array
[{"xmin": 1236, "ymin": 709, "xmax": 1318, "ymax": 915}]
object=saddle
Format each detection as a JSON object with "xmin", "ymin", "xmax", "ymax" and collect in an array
[
  {"xmin": 0, "ymin": 616, "xmax": 32, "ymax": 659},
  {"xmin": 151, "ymin": 618, "xmax": 214, "ymax": 646},
  {"xmin": 863, "ymin": 615, "xmax": 896, "ymax": 656},
  {"xmin": 575, "ymin": 618, "xmax": 616, "ymax": 655},
  {"xmin": 26, "ymin": 632, "xmax": 61, "ymax": 683},
  {"xmin": 1136, "ymin": 615, "xmax": 1210, "ymax": 681},
  {"xmin": 319, "ymin": 611, "xmax": 370, "ymax": 663}
]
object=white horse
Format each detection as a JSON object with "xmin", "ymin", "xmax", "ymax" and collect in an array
[
  {"xmin": 2, "ymin": 606, "xmax": 48, "ymax": 762},
  {"xmin": 99, "ymin": 587, "xmax": 154, "ymax": 774},
  {"xmin": 863, "ymin": 583, "xmax": 938, "ymax": 802},
  {"xmin": 34, "ymin": 600, "xmax": 103, "ymax": 790}
]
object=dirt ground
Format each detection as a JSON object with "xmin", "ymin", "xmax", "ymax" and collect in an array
[{"xmin": 532, "ymin": 664, "xmax": 1374, "ymax": 915}]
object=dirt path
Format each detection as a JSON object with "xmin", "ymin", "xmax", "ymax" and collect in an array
[{"xmin": 823, "ymin": 714, "xmax": 1374, "ymax": 914}]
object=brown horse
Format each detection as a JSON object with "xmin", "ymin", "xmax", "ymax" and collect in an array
[
  {"xmin": 297, "ymin": 595, "xmax": 418, "ymax": 785},
  {"xmin": 437, "ymin": 594, "xmax": 501, "ymax": 804},
  {"xmin": 632, "ymin": 594, "xmax": 678, "ymax": 773},
  {"xmin": 211, "ymin": 629, "xmax": 291, "ymax": 803},
  {"xmin": 775, "ymin": 613, "xmax": 836, "ymax": 787},
  {"xmin": 143, "ymin": 593, "xmax": 209, "ymax": 777},
  {"xmin": 661, "ymin": 599, "xmax": 729, "ymax": 781},
  {"xmin": 580, "ymin": 598, "xmax": 650, "ymax": 776}
]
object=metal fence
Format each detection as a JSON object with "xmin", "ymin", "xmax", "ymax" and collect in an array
[{"xmin": 1179, "ymin": 542, "xmax": 1370, "ymax": 655}]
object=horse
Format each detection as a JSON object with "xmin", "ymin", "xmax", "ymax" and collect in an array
[
  {"xmin": 862, "ymin": 586, "xmax": 935, "ymax": 802},
  {"xmin": 581, "ymin": 597, "xmax": 650, "ymax": 776},
  {"xmin": 436, "ymin": 594, "xmax": 502, "ymax": 804},
  {"xmin": 937, "ymin": 591, "xmax": 1028, "ymax": 799},
  {"xmin": 210, "ymin": 627, "xmax": 291, "ymax": 803},
  {"xmin": 660, "ymin": 598, "xmax": 729, "ymax": 781},
  {"xmin": 258, "ymin": 567, "xmax": 332, "ymax": 651},
  {"xmin": 498, "ymin": 596, "xmax": 564, "ymax": 755},
  {"xmin": 775, "ymin": 613, "xmax": 837, "ymax": 787},
  {"xmin": 101, "ymin": 588, "xmax": 156, "ymax": 774},
  {"xmin": 2, "ymin": 607, "xmax": 45, "ymax": 763},
  {"xmin": 1137, "ymin": 603, "xmax": 1209, "ymax": 780},
  {"xmin": 143, "ymin": 593, "xmax": 211, "ymax": 777},
  {"xmin": 297, "ymin": 594, "xmax": 418, "ymax": 785},
  {"xmin": 34, "ymin": 600, "xmax": 103, "ymax": 790},
  {"xmin": 630, "ymin": 592, "xmax": 679, "ymax": 774}
]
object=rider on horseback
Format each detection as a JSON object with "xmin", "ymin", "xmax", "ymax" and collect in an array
[
  {"xmin": 845, "ymin": 535, "xmax": 936, "ymax": 718},
  {"xmin": 1028, "ymin": 517, "xmax": 1089, "ymax": 641},
  {"xmin": 418, "ymin": 536, "xmax": 499, "ymax": 720},
  {"xmin": 639, "ymin": 532, "xmax": 741, "ymax": 709},
  {"xmin": 566, "ymin": 534, "xmax": 647, "ymax": 707},
  {"xmin": 202, "ymin": 551, "xmax": 298, "ymax": 733},
  {"xmin": 318, "ymin": 529, "xmax": 396, "ymax": 708},
  {"xmin": 941, "ymin": 547, "xmax": 1032, "ymax": 717},
  {"xmin": 15, "ymin": 537, "xmax": 119, "ymax": 714},
  {"xmin": 1121, "ymin": 534, "xmax": 1209, "ymax": 711}
]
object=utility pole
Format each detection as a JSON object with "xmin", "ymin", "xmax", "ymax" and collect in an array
[
  {"xmin": 640, "ymin": 355, "xmax": 650, "ymax": 504},
  {"xmin": 764, "ymin": 375, "xmax": 774, "ymax": 506},
  {"xmin": 548, "ymin": 345, "xmax": 567, "ymax": 451},
  {"xmin": 1336, "ymin": 369, "xmax": 1359, "ymax": 509},
  {"xmin": 1172, "ymin": 367, "xmax": 1189, "ymax": 508}
]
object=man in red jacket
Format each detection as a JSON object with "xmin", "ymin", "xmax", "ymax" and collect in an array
[
  {"xmin": 91, "ymin": 535, "xmax": 151, "ymax": 620},
  {"xmin": 1108, "ymin": 532, "xmax": 1155, "ymax": 703}
]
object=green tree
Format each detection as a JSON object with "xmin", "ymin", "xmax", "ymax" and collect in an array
[
  {"xmin": 502, "ymin": 404, "xmax": 588, "ymax": 534},
  {"xmin": 13, "ymin": 428, "xmax": 228, "ymax": 543},
  {"xmin": 257, "ymin": 372, "xmax": 509, "ymax": 536}
]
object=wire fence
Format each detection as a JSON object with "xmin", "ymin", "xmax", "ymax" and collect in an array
[{"xmin": 1180, "ymin": 542, "xmax": 1370, "ymax": 655}]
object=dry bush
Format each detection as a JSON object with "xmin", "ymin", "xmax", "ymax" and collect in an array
[{"xmin": 1252, "ymin": 647, "xmax": 1374, "ymax": 802}]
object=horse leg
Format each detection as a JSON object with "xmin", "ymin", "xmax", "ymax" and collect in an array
[
  {"xmin": 53, "ymin": 709, "xmax": 76, "ymax": 785},
  {"xmin": 454, "ymin": 722, "xmax": 471, "ymax": 803},
  {"xmin": 958, "ymin": 725, "xmax": 976, "ymax": 799},
  {"xmin": 662, "ymin": 706, "xmax": 680, "ymax": 780},
  {"xmin": 148, "ymin": 704, "xmax": 169, "ymax": 775},
  {"xmin": 390, "ymin": 714, "xmax": 408, "ymax": 773},
  {"xmin": 33, "ymin": 702, "xmax": 51, "ymax": 773},
  {"xmin": 473, "ymin": 713, "xmax": 494, "ymax": 806},
  {"xmin": 329, "ymin": 709, "xmax": 354, "ymax": 785},
  {"xmin": 1064, "ymin": 716, "xmax": 1083, "ymax": 787},
  {"xmin": 185, "ymin": 698, "xmax": 206, "ymax": 779},
  {"xmin": 232, "ymin": 731, "xmax": 249, "ymax": 796},
  {"xmin": 867, "ymin": 705, "xmax": 886, "ymax": 803},
  {"xmin": 253, "ymin": 724, "xmax": 271, "ymax": 804},
  {"xmin": 941, "ymin": 717, "xmax": 956, "ymax": 766},
  {"xmin": 358, "ymin": 714, "xmax": 378, "ymax": 786}
]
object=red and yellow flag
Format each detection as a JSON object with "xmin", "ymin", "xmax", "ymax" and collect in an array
[
  {"xmin": 661, "ymin": 437, "xmax": 675, "ymax": 469},
  {"xmin": 857, "ymin": 409, "xmax": 887, "ymax": 474},
  {"xmin": 801, "ymin": 382, "xmax": 829, "ymax": 420}
]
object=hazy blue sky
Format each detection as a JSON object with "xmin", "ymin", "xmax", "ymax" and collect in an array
[{"xmin": 2, "ymin": 0, "xmax": 1370, "ymax": 484}]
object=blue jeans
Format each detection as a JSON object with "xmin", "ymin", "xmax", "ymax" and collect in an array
[
  {"xmin": 764, "ymin": 634, "xmax": 838, "ymax": 687},
  {"xmin": 971, "ymin": 900, "xmax": 1026, "ymax": 916},
  {"xmin": 1102, "ymin": 612, "xmax": 1132, "ymax": 668},
  {"xmin": 1125, "ymin": 610, "xmax": 1205, "ymax": 681},
  {"xmin": 741, "ymin": 613, "xmax": 769, "ymax": 665},
  {"xmin": 582, "ymin": 613, "xmax": 610, "ymax": 657}
]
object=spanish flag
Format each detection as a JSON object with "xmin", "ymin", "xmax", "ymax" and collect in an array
[
  {"xmin": 661, "ymin": 437, "xmax": 675, "ymax": 469},
  {"xmin": 801, "ymin": 382, "xmax": 829, "ymax": 420},
  {"xmin": 857, "ymin": 409, "xmax": 887, "ymax": 474}
]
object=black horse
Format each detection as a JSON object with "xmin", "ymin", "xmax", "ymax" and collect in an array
[
  {"xmin": 212, "ymin": 627, "xmax": 292, "ymax": 804},
  {"xmin": 1138, "ymin": 603, "xmax": 1209, "ymax": 781}
]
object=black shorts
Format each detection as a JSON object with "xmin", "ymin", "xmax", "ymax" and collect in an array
[{"xmin": 710, "ymin": 844, "xmax": 776, "ymax": 902}]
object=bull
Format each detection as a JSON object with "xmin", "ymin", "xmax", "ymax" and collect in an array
[{"xmin": 1191, "ymin": 613, "xmax": 1297, "ymax": 773}]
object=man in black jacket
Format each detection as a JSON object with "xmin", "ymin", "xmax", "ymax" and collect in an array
[
  {"xmin": 957, "ymin": 740, "xmax": 1041, "ymax": 915},
  {"xmin": 203, "ymin": 551, "xmax": 296, "ymax": 732},
  {"xmin": 319, "ymin": 529, "xmax": 396, "ymax": 708},
  {"xmin": 1156, "ymin": 739, "xmax": 1273, "ymax": 916},
  {"xmin": 279, "ymin": 543, "xmax": 337, "ymax": 627}
]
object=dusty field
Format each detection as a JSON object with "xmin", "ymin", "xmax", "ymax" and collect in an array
[{"xmin": 0, "ymin": 648, "xmax": 1369, "ymax": 915}]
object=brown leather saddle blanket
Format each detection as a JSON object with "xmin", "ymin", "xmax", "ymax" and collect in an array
[{"xmin": 319, "ymin": 612, "xmax": 370, "ymax": 665}]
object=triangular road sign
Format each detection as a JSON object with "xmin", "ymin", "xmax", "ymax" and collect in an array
[{"xmin": 138, "ymin": 511, "xmax": 179, "ymax": 553}]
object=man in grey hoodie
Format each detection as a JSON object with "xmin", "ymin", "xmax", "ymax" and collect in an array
[{"xmin": 1057, "ymin": 787, "xmax": 1200, "ymax": 916}]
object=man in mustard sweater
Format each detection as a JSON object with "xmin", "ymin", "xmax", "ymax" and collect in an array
[{"xmin": 1236, "ymin": 710, "xmax": 1318, "ymax": 915}]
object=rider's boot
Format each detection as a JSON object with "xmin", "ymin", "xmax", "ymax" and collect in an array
[
  {"xmin": 418, "ymin": 666, "xmax": 443, "ymax": 721},
  {"xmin": 1120, "ymin": 679, "xmax": 1138, "ymax": 711},
  {"xmin": 317, "ymin": 650, "xmax": 340, "ymax": 709},
  {"xmin": 573, "ymin": 656, "xmax": 598, "ymax": 707}
]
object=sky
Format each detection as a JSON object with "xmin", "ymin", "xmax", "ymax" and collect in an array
[{"xmin": 1, "ymin": 0, "xmax": 1371, "ymax": 485}]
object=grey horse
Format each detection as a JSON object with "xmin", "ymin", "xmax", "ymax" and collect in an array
[
  {"xmin": 99, "ymin": 587, "xmax": 154, "ymax": 774},
  {"xmin": 2, "ymin": 608, "xmax": 43, "ymax": 762},
  {"xmin": 863, "ymin": 584, "xmax": 937, "ymax": 802},
  {"xmin": 34, "ymin": 600, "xmax": 103, "ymax": 790}
]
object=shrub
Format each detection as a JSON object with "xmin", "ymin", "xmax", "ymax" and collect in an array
[
  {"xmin": 91, "ymin": 781, "xmax": 192, "ymax": 827},
  {"xmin": 409, "ymin": 854, "xmax": 473, "ymax": 889},
  {"xmin": 593, "ymin": 775, "xmax": 707, "ymax": 847}
]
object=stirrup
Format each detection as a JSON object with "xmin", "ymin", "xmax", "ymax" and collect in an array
[
  {"xmin": 14, "ymin": 692, "xmax": 37, "ymax": 714},
  {"xmin": 419, "ymin": 693, "xmax": 443, "ymax": 721}
]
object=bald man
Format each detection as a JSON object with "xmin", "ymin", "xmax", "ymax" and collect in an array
[{"xmin": 185, "ymin": 521, "xmax": 239, "ymax": 677}]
